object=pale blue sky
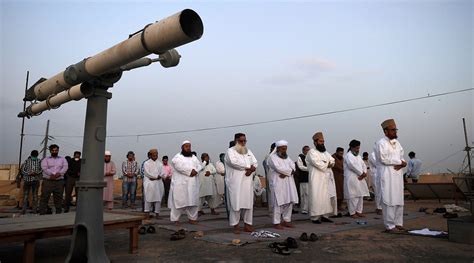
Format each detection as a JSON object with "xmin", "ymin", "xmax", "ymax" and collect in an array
[{"xmin": 1, "ymin": 0, "xmax": 472, "ymax": 174}]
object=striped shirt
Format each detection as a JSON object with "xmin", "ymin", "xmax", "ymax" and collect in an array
[
  {"xmin": 122, "ymin": 160, "xmax": 139, "ymax": 182},
  {"xmin": 21, "ymin": 158, "xmax": 42, "ymax": 182}
]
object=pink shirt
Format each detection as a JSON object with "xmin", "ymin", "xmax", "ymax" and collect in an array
[{"xmin": 163, "ymin": 164, "xmax": 172, "ymax": 178}]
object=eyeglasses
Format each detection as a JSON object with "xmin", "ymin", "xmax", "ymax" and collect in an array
[{"xmin": 237, "ymin": 139, "xmax": 247, "ymax": 143}]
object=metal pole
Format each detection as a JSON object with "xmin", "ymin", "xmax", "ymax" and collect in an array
[
  {"xmin": 462, "ymin": 118, "xmax": 472, "ymax": 176},
  {"xmin": 66, "ymin": 87, "xmax": 111, "ymax": 263},
  {"xmin": 18, "ymin": 71, "xmax": 29, "ymax": 167},
  {"xmin": 42, "ymin": 120, "xmax": 50, "ymax": 159}
]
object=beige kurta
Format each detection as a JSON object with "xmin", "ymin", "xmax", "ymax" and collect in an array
[
  {"xmin": 103, "ymin": 161, "xmax": 116, "ymax": 202},
  {"xmin": 199, "ymin": 162, "xmax": 218, "ymax": 197},
  {"xmin": 306, "ymin": 149, "xmax": 337, "ymax": 217},
  {"xmin": 214, "ymin": 161, "xmax": 225, "ymax": 195}
]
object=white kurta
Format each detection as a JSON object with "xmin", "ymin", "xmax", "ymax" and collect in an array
[
  {"xmin": 343, "ymin": 152, "xmax": 370, "ymax": 199},
  {"xmin": 143, "ymin": 159, "xmax": 165, "ymax": 203},
  {"xmin": 306, "ymin": 149, "xmax": 338, "ymax": 217},
  {"xmin": 225, "ymin": 147, "xmax": 258, "ymax": 211},
  {"xmin": 169, "ymin": 153, "xmax": 203, "ymax": 209},
  {"xmin": 268, "ymin": 153, "xmax": 299, "ymax": 207},
  {"xmin": 374, "ymin": 137, "xmax": 405, "ymax": 206},
  {"xmin": 199, "ymin": 162, "xmax": 217, "ymax": 197},
  {"xmin": 214, "ymin": 161, "xmax": 226, "ymax": 195}
]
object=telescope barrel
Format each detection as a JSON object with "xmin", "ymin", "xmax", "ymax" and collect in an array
[
  {"xmin": 18, "ymin": 84, "xmax": 94, "ymax": 118},
  {"xmin": 25, "ymin": 9, "xmax": 203, "ymax": 101}
]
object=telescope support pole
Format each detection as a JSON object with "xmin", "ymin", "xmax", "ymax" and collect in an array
[{"xmin": 66, "ymin": 87, "xmax": 111, "ymax": 263}]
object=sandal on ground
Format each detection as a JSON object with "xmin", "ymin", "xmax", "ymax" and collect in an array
[
  {"xmin": 139, "ymin": 226, "xmax": 147, "ymax": 235},
  {"xmin": 269, "ymin": 242, "xmax": 291, "ymax": 255},
  {"xmin": 309, "ymin": 233, "xmax": 319, "ymax": 242},
  {"xmin": 170, "ymin": 230, "xmax": 186, "ymax": 241},
  {"xmin": 147, "ymin": 225, "xmax": 156, "ymax": 234},
  {"xmin": 284, "ymin": 237, "xmax": 298, "ymax": 248},
  {"xmin": 299, "ymin": 232, "xmax": 308, "ymax": 241}
]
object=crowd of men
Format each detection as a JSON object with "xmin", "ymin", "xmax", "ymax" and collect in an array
[{"xmin": 18, "ymin": 118, "xmax": 422, "ymax": 233}]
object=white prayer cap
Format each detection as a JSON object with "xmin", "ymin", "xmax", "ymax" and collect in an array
[
  {"xmin": 275, "ymin": 140, "xmax": 288, "ymax": 147},
  {"xmin": 182, "ymin": 140, "xmax": 191, "ymax": 146},
  {"xmin": 105, "ymin": 150, "xmax": 111, "ymax": 156}
]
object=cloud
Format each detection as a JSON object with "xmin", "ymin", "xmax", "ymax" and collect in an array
[{"xmin": 293, "ymin": 57, "xmax": 337, "ymax": 72}]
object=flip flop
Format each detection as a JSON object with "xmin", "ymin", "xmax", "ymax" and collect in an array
[
  {"xmin": 139, "ymin": 226, "xmax": 147, "ymax": 235},
  {"xmin": 299, "ymin": 232, "xmax": 309, "ymax": 241},
  {"xmin": 285, "ymin": 237, "xmax": 298, "ymax": 249},
  {"xmin": 269, "ymin": 242, "xmax": 291, "ymax": 255},
  {"xmin": 170, "ymin": 231, "xmax": 185, "ymax": 241},
  {"xmin": 309, "ymin": 233, "xmax": 319, "ymax": 242}
]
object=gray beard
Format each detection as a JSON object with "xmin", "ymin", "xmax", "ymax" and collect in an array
[
  {"xmin": 277, "ymin": 152, "xmax": 288, "ymax": 159},
  {"xmin": 235, "ymin": 144, "xmax": 248, "ymax": 155}
]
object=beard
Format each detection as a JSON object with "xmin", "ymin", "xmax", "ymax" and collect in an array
[
  {"xmin": 105, "ymin": 159, "xmax": 110, "ymax": 163},
  {"xmin": 181, "ymin": 150, "xmax": 193, "ymax": 157},
  {"xmin": 51, "ymin": 153, "xmax": 58, "ymax": 157},
  {"xmin": 316, "ymin": 144, "xmax": 326, "ymax": 153},
  {"xmin": 277, "ymin": 152, "xmax": 288, "ymax": 159},
  {"xmin": 235, "ymin": 143, "xmax": 248, "ymax": 154}
]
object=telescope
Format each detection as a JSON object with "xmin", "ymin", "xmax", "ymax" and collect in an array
[{"xmin": 20, "ymin": 9, "xmax": 202, "ymax": 117}]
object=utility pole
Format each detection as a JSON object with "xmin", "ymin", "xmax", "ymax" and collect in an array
[
  {"xmin": 462, "ymin": 118, "xmax": 472, "ymax": 176},
  {"xmin": 17, "ymin": 71, "xmax": 29, "ymax": 180},
  {"xmin": 42, "ymin": 120, "xmax": 50, "ymax": 159}
]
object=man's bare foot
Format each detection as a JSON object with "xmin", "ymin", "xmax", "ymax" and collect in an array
[
  {"xmin": 174, "ymin": 221, "xmax": 181, "ymax": 226},
  {"xmin": 233, "ymin": 225, "xmax": 241, "ymax": 234},
  {"xmin": 350, "ymin": 214, "xmax": 359, "ymax": 219},
  {"xmin": 356, "ymin": 212, "xmax": 365, "ymax": 218},
  {"xmin": 274, "ymin": 224, "xmax": 284, "ymax": 230},
  {"xmin": 376, "ymin": 209, "xmax": 383, "ymax": 215},
  {"xmin": 282, "ymin": 221, "xmax": 295, "ymax": 228},
  {"xmin": 243, "ymin": 223, "xmax": 254, "ymax": 232},
  {"xmin": 189, "ymin": 219, "xmax": 198, "ymax": 225},
  {"xmin": 395, "ymin": 225, "xmax": 406, "ymax": 231}
]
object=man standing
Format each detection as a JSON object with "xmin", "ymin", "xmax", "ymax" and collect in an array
[
  {"xmin": 263, "ymin": 143, "xmax": 276, "ymax": 215},
  {"xmin": 253, "ymin": 174, "xmax": 267, "ymax": 207},
  {"xmin": 20, "ymin": 150, "xmax": 42, "ymax": 214},
  {"xmin": 198, "ymin": 153, "xmax": 219, "ymax": 215},
  {"xmin": 332, "ymin": 147, "xmax": 345, "ymax": 213},
  {"xmin": 268, "ymin": 140, "xmax": 299, "ymax": 229},
  {"xmin": 143, "ymin": 149, "xmax": 165, "ymax": 217},
  {"xmin": 225, "ymin": 133, "xmax": 258, "ymax": 234},
  {"xmin": 169, "ymin": 141, "xmax": 203, "ymax": 225},
  {"xmin": 296, "ymin": 145, "xmax": 310, "ymax": 214},
  {"xmin": 162, "ymin": 156, "xmax": 173, "ymax": 205},
  {"xmin": 103, "ymin": 151, "xmax": 116, "ymax": 210},
  {"xmin": 407, "ymin": 152, "xmax": 422, "ymax": 183},
  {"xmin": 39, "ymin": 144, "xmax": 68, "ymax": 215},
  {"xmin": 140, "ymin": 151, "xmax": 151, "ymax": 211},
  {"xmin": 214, "ymin": 153, "xmax": 226, "ymax": 205},
  {"xmin": 64, "ymin": 151, "xmax": 81, "ymax": 212},
  {"xmin": 306, "ymin": 132, "xmax": 337, "ymax": 224},
  {"xmin": 121, "ymin": 151, "xmax": 140, "ymax": 209},
  {"xmin": 374, "ymin": 119, "xmax": 407, "ymax": 232},
  {"xmin": 369, "ymin": 151, "xmax": 382, "ymax": 215},
  {"xmin": 344, "ymin": 140, "xmax": 370, "ymax": 218}
]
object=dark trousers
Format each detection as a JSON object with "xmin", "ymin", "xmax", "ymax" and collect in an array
[
  {"xmin": 64, "ymin": 176, "xmax": 79, "ymax": 209},
  {"xmin": 23, "ymin": 181, "xmax": 39, "ymax": 212},
  {"xmin": 39, "ymin": 180, "xmax": 64, "ymax": 214},
  {"xmin": 122, "ymin": 180, "xmax": 137, "ymax": 205},
  {"xmin": 163, "ymin": 178, "xmax": 171, "ymax": 205}
]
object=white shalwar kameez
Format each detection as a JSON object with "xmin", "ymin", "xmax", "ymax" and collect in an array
[
  {"xmin": 306, "ymin": 149, "xmax": 338, "ymax": 220},
  {"xmin": 225, "ymin": 147, "xmax": 258, "ymax": 226},
  {"xmin": 268, "ymin": 153, "xmax": 299, "ymax": 224},
  {"xmin": 369, "ymin": 151, "xmax": 382, "ymax": 210},
  {"xmin": 199, "ymin": 162, "xmax": 219, "ymax": 210},
  {"xmin": 343, "ymin": 152, "xmax": 370, "ymax": 215},
  {"xmin": 374, "ymin": 137, "xmax": 405, "ymax": 230},
  {"xmin": 143, "ymin": 159, "xmax": 165, "ymax": 214},
  {"xmin": 253, "ymin": 176, "xmax": 267, "ymax": 203},
  {"xmin": 169, "ymin": 153, "xmax": 203, "ymax": 222}
]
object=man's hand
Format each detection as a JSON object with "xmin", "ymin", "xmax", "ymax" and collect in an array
[
  {"xmin": 394, "ymin": 165, "xmax": 402, "ymax": 171},
  {"xmin": 245, "ymin": 169, "xmax": 253, "ymax": 177},
  {"xmin": 328, "ymin": 162, "xmax": 335, "ymax": 168},
  {"xmin": 190, "ymin": 169, "xmax": 198, "ymax": 177},
  {"xmin": 205, "ymin": 171, "xmax": 211, "ymax": 177},
  {"xmin": 279, "ymin": 174, "xmax": 286, "ymax": 179},
  {"xmin": 358, "ymin": 173, "xmax": 367, "ymax": 181},
  {"xmin": 401, "ymin": 160, "xmax": 407, "ymax": 167},
  {"xmin": 250, "ymin": 165, "xmax": 256, "ymax": 172}
]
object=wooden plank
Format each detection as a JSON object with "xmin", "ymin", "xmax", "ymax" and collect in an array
[{"xmin": 23, "ymin": 239, "xmax": 35, "ymax": 263}]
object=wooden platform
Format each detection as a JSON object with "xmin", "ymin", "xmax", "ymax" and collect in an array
[{"xmin": 0, "ymin": 212, "xmax": 144, "ymax": 263}]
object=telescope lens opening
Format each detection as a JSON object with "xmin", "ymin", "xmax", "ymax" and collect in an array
[{"xmin": 180, "ymin": 9, "xmax": 204, "ymax": 40}]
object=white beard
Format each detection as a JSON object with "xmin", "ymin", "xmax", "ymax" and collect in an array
[{"xmin": 235, "ymin": 143, "xmax": 248, "ymax": 155}]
